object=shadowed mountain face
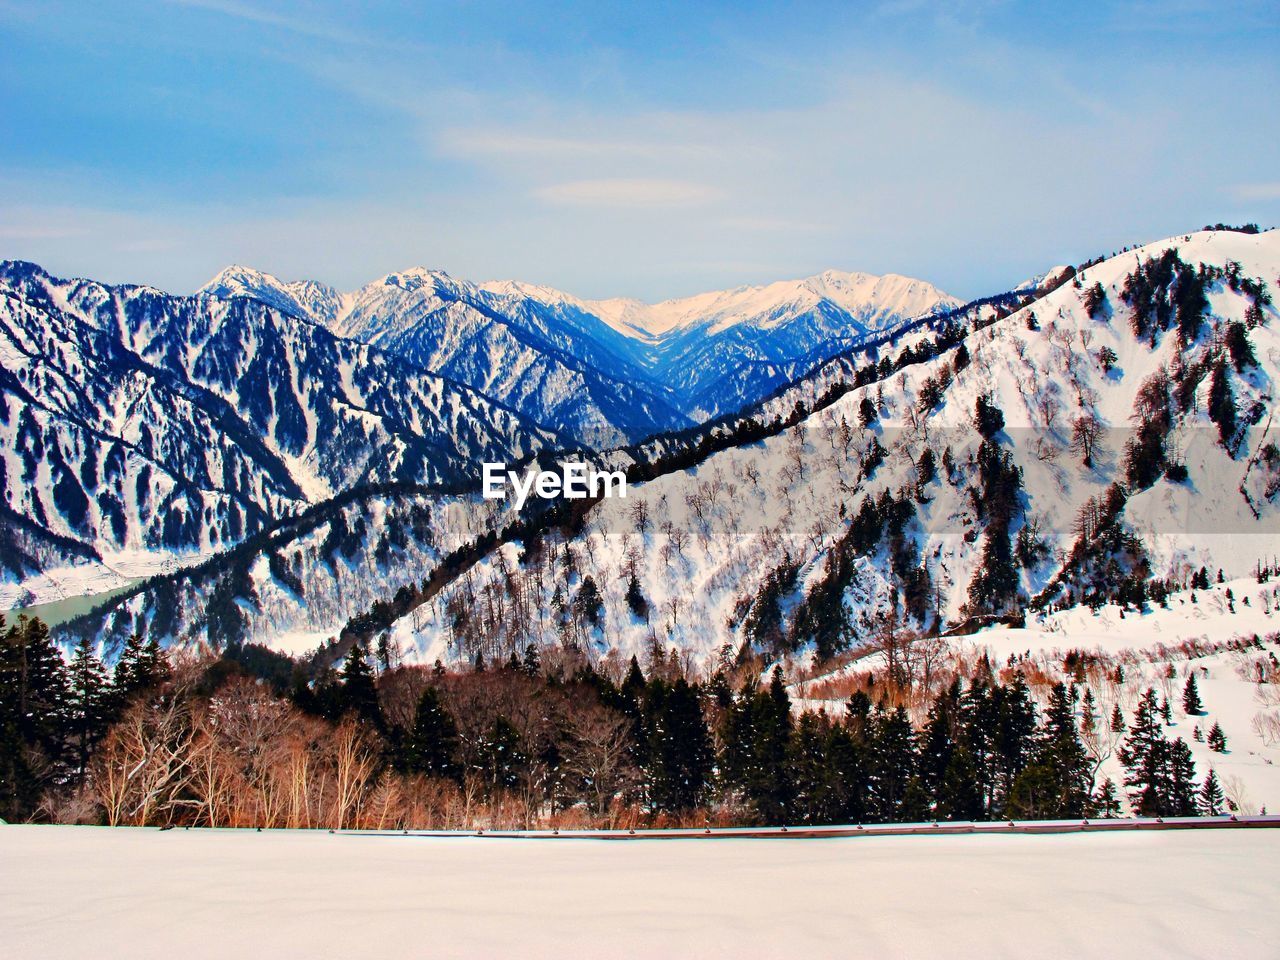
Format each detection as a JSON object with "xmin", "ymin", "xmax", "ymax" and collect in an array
[
  {"xmin": 202, "ymin": 265, "xmax": 961, "ymax": 444},
  {"xmin": 75, "ymin": 229, "xmax": 1280, "ymax": 666},
  {"xmin": 0, "ymin": 261, "xmax": 560, "ymax": 579},
  {"xmin": 2, "ymin": 256, "xmax": 954, "ymax": 587}
]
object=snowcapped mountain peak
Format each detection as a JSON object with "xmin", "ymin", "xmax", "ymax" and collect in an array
[
  {"xmin": 477, "ymin": 278, "xmax": 577, "ymax": 304},
  {"xmin": 199, "ymin": 264, "xmax": 346, "ymax": 325},
  {"xmin": 589, "ymin": 268, "xmax": 961, "ymax": 339},
  {"xmin": 202, "ymin": 263, "xmax": 283, "ymax": 291},
  {"xmin": 377, "ymin": 266, "xmax": 465, "ymax": 294},
  {"xmin": 191, "ymin": 260, "xmax": 959, "ymax": 436}
]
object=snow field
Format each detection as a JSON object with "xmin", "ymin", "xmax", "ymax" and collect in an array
[{"xmin": 2, "ymin": 824, "xmax": 1277, "ymax": 959}]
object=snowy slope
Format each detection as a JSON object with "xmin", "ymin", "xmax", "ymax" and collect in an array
[
  {"xmin": 202, "ymin": 264, "xmax": 959, "ymax": 431},
  {"xmin": 587, "ymin": 270, "xmax": 956, "ymax": 338},
  {"xmin": 204, "ymin": 265, "xmax": 686, "ymax": 447},
  {"xmin": 5, "ymin": 825, "xmax": 1278, "ymax": 960},
  {"xmin": 0, "ymin": 261, "xmax": 559, "ymax": 590},
  {"xmin": 787, "ymin": 573, "xmax": 1280, "ymax": 814},
  {"xmin": 373, "ymin": 229, "xmax": 1280, "ymax": 669},
  {"xmin": 50, "ymin": 228, "xmax": 1279, "ymax": 669}
]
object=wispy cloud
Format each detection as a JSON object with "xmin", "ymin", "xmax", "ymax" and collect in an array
[
  {"xmin": 719, "ymin": 216, "xmax": 828, "ymax": 233},
  {"xmin": 535, "ymin": 179, "xmax": 721, "ymax": 208},
  {"xmin": 1230, "ymin": 182, "xmax": 1280, "ymax": 201},
  {"xmin": 164, "ymin": 0, "xmax": 372, "ymax": 45},
  {"xmin": 439, "ymin": 130, "xmax": 716, "ymax": 162},
  {"xmin": 4, "ymin": 3, "xmax": 1277, "ymax": 301},
  {"xmin": 0, "ymin": 224, "xmax": 89, "ymax": 240}
]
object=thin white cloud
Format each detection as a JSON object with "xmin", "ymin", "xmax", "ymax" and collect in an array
[
  {"xmin": 439, "ymin": 130, "xmax": 715, "ymax": 162},
  {"xmin": 719, "ymin": 216, "xmax": 829, "ymax": 233},
  {"xmin": 535, "ymin": 179, "xmax": 721, "ymax": 209},
  {"xmin": 0, "ymin": 224, "xmax": 89, "ymax": 240},
  {"xmin": 1231, "ymin": 182, "xmax": 1280, "ymax": 201},
  {"xmin": 164, "ymin": 0, "xmax": 370, "ymax": 45}
]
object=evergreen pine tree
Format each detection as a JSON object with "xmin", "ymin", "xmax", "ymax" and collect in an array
[
  {"xmin": 522, "ymin": 644, "xmax": 541, "ymax": 678},
  {"xmin": 1093, "ymin": 777, "xmax": 1121, "ymax": 817},
  {"xmin": 1181, "ymin": 674, "xmax": 1203, "ymax": 715},
  {"xmin": 112, "ymin": 631, "xmax": 169, "ymax": 709},
  {"xmin": 1167, "ymin": 738, "xmax": 1199, "ymax": 816},
  {"xmin": 1207, "ymin": 721, "xmax": 1228, "ymax": 753},
  {"xmin": 937, "ymin": 746, "xmax": 983, "ymax": 821},
  {"xmin": 646, "ymin": 678, "xmax": 712, "ymax": 813},
  {"xmin": 858, "ymin": 396, "xmax": 878, "ymax": 429},
  {"xmin": 788, "ymin": 713, "xmax": 853, "ymax": 825},
  {"xmin": 1110, "ymin": 703, "xmax": 1126, "ymax": 736},
  {"xmin": 973, "ymin": 393, "xmax": 1006, "ymax": 440},
  {"xmin": 402, "ymin": 685, "xmax": 461, "ymax": 782},
  {"xmin": 0, "ymin": 616, "xmax": 70, "ymax": 820},
  {"xmin": 820, "ymin": 723, "xmax": 868, "ymax": 825},
  {"xmin": 1080, "ymin": 688, "xmax": 1098, "ymax": 742},
  {"xmin": 1083, "ymin": 282, "xmax": 1106, "ymax": 318},
  {"xmin": 624, "ymin": 574, "xmax": 649, "ymax": 622},
  {"xmin": 898, "ymin": 776, "xmax": 933, "ymax": 822},
  {"xmin": 66, "ymin": 637, "xmax": 112, "ymax": 779},
  {"xmin": 1007, "ymin": 762, "xmax": 1061, "ymax": 820},
  {"xmin": 338, "ymin": 641, "xmax": 382, "ymax": 729},
  {"xmin": 845, "ymin": 689, "xmax": 873, "ymax": 743},
  {"xmin": 868, "ymin": 704, "xmax": 917, "ymax": 822},
  {"xmin": 1030, "ymin": 683, "xmax": 1092, "ymax": 818},
  {"xmin": 988, "ymin": 675, "xmax": 1037, "ymax": 817},
  {"xmin": 1208, "ymin": 359, "xmax": 1237, "ymax": 450},
  {"xmin": 374, "ymin": 633, "xmax": 392, "ymax": 673},
  {"xmin": 620, "ymin": 656, "xmax": 646, "ymax": 712},
  {"xmin": 1118, "ymin": 689, "xmax": 1170, "ymax": 816},
  {"xmin": 919, "ymin": 681, "xmax": 960, "ymax": 797},
  {"xmin": 111, "ymin": 632, "xmax": 144, "ymax": 700},
  {"xmin": 575, "ymin": 576, "xmax": 604, "ymax": 627},
  {"xmin": 1225, "ymin": 320, "xmax": 1256, "ymax": 371},
  {"xmin": 1199, "ymin": 768, "xmax": 1225, "ymax": 816},
  {"xmin": 737, "ymin": 669, "xmax": 794, "ymax": 823},
  {"xmin": 476, "ymin": 717, "xmax": 526, "ymax": 793}
]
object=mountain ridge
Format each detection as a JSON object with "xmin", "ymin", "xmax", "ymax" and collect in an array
[
  {"xmin": 92, "ymin": 226, "xmax": 1278, "ymax": 668},
  {"xmin": 202, "ymin": 261, "xmax": 960, "ymax": 429}
]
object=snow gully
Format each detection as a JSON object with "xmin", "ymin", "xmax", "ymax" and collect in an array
[{"xmin": 482, "ymin": 461, "xmax": 627, "ymax": 510}]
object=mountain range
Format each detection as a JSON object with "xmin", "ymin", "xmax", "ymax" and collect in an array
[
  {"xmin": 39, "ymin": 226, "xmax": 1280, "ymax": 673},
  {"xmin": 8, "ymin": 225, "xmax": 1280, "ymax": 680},
  {"xmin": 202, "ymin": 264, "xmax": 959, "ymax": 440},
  {"xmin": 0, "ymin": 259, "xmax": 956, "ymax": 598}
]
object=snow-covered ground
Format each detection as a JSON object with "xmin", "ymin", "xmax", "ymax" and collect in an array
[
  {"xmin": 2, "ymin": 824, "xmax": 1277, "ymax": 959},
  {"xmin": 0, "ymin": 548, "xmax": 198, "ymax": 612},
  {"xmin": 388, "ymin": 228, "xmax": 1280, "ymax": 672},
  {"xmin": 789, "ymin": 576, "xmax": 1280, "ymax": 814}
]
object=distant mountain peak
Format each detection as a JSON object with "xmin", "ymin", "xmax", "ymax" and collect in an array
[{"xmin": 194, "ymin": 260, "xmax": 960, "ymax": 433}]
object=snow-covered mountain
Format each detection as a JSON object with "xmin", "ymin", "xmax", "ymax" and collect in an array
[
  {"xmin": 0, "ymin": 261, "xmax": 559, "ymax": 588},
  {"xmin": 379, "ymin": 228, "xmax": 1278, "ymax": 668},
  {"xmin": 0, "ymin": 256, "xmax": 955, "ymax": 604},
  {"xmin": 201, "ymin": 264, "xmax": 960, "ymax": 435},
  {"xmin": 203, "ymin": 265, "xmax": 687, "ymax": 448},
  {"xmin": 60, "ymin": 228, "xmax": 1280, "ymax": 667}
]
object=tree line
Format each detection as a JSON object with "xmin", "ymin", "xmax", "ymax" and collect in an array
[{"xmin": 1, "ymin": 613, "xmax": 1233, "ymax": 828}]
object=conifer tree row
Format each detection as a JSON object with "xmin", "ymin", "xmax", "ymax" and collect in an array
[{"xmin": 2, "ymin": 617, "xmax": 1240, "ymax": 828}]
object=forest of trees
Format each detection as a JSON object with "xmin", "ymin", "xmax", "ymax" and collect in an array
[{"xmin": 0, "ymin": 612, "xmax": 1237, "ymax": 830}]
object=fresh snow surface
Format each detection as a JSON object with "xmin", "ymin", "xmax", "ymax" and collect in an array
[
  {"xmin": 787, "ymin": 576, "xmax": 1280, "ymax": 814},
  {"xmin": 584, "ymin": 270, "xmax": 960, "ymax": 337},
  {"xmin": 1, "ymin": 548, "xmax": 204, "ymax": 611},
  {"xmin": 391, "ymin": 229, "xmax": 1280, "ymax": 671},
  {"xmin": 2, "ymin": 824, "xmax": 1277, "ymax": 959}
]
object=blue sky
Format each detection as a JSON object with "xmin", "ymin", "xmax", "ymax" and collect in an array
[{"xmin": 1, "ymin": 0, "xmax": 1277, "ymax": 300}]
